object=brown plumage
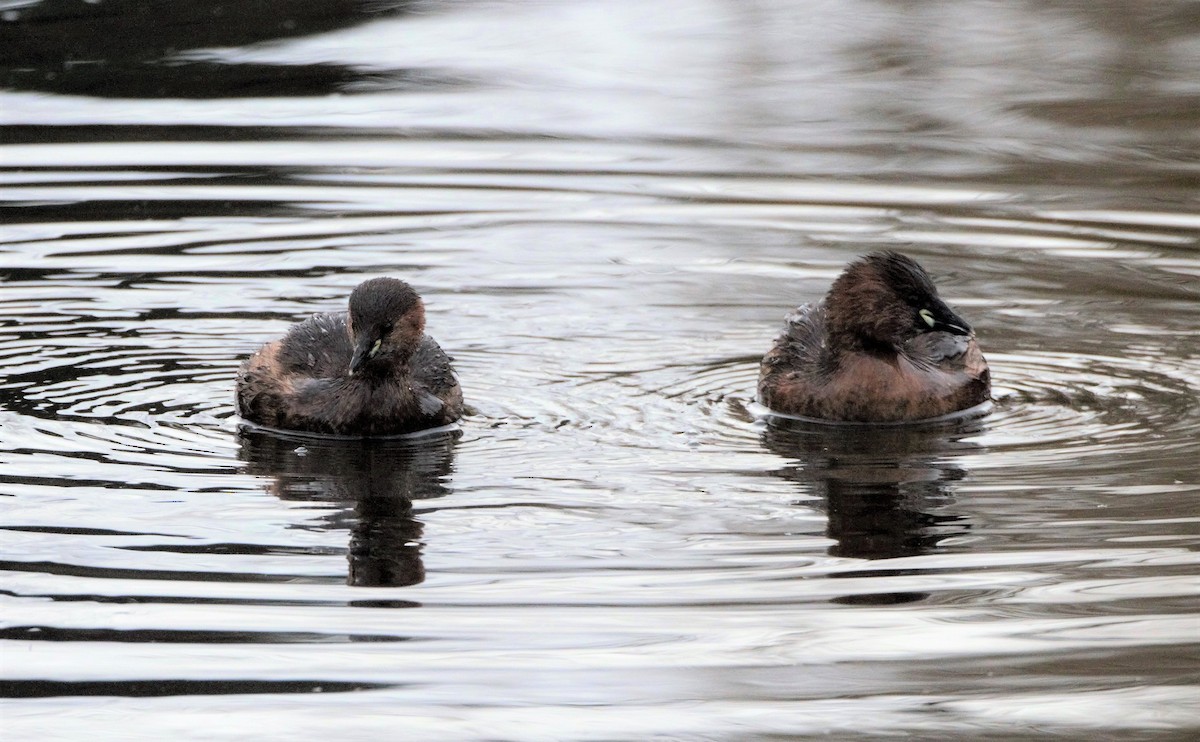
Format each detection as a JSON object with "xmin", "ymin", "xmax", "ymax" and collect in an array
[
  {"xmin": 236, "ymin": 278, "xmax": 463, "ymax": 436},
  {"xmin": 757, "ymin": 251, "xmax": 990, "ymax": 422}
]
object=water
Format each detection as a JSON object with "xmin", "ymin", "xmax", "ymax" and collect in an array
[{"xmin": 3, "ymin": 1, "xmax": 1199, "ymax": 739}]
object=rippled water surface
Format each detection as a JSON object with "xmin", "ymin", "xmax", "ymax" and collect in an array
[{"xmin": 3, "ymin": 1, "xmax": 1200, "ymax": 739}]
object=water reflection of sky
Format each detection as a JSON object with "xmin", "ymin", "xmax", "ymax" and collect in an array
[{"xmin": 4, "ymin": 0, "xmax": 1199, "ymax": 185}]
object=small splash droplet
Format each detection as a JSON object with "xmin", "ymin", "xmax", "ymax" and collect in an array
[{"xmin": 294, "ymin": 446, "xmax": 308, "ymax": 456}]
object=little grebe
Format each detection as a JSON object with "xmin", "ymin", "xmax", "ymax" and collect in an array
[
  {"xmin": 757, "ymin": 251, "xmax": 989, "ymax": 422},
  {"xmin": 236, "ymin": 278, "xmax": 463, "ymax": 436}
]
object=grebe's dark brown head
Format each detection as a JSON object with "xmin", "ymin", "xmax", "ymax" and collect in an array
[
  {"xmin": 347, "ymin": 277, "xmax": 426, "ymax": 376},
  {"xmin": 824, "ymin": 251, "xmax": 971, "ymax": 353}
]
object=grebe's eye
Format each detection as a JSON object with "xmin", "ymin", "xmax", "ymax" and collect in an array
[{"xmin": 918, "ymin": 308, "xmax": 936, "ymax": 328}]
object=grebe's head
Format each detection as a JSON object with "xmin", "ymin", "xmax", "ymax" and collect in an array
[
  {"xmin": 347, "ymin": 277, "xmax": 425, "ymax": 375},
  {"xmin": 824, "ymin": 251, "xmax": 971, "ymax": 353}
]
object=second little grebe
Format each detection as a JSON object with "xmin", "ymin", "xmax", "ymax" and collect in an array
[
  {"xmin": 236, "ymin": 278, "xmax": 463, "ymax": 436},
  {"xmin": 757, "ymin": 251, "xmax": 990, "ymax": 422}
]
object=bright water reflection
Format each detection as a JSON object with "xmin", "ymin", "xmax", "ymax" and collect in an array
[{"xmin": 2, "ymin": 1, "xmax": 1200, "ymax": 739}]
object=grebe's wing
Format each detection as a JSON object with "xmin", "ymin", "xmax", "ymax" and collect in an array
[
  {"xmin": 276, "ymin": 311, "xmax": 353, "ymax": 378},
  {"xmin": 904, "ymin": 331, "xmax": 970, "ymax": 367},
  {"xmin": 412, "ymin": 334, "xmax": 464, "ymax": 418},
  {"xmin": 762, "ymin": 301, "xmax": 826, "ymax": 372}
]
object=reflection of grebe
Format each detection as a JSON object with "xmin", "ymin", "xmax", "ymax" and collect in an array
[
  {"xmin": 758, "ymin": 252, "xmax": 989, "ymax": 422},
  {"xmin": 237, "ymin": 278, "xmax": 463, "ymax": 436},
  {"xmin": 238, "ymin": 429, "xmax": 457, "ymax": 587},
  {"xmin": 761, "ymin": 414, "xmax": 982, "ymax": 571}
]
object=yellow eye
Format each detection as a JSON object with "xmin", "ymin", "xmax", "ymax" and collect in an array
[
  {"xmin": 919, "ymin": 309, "xmax": 935, "ymax": 328},
  {"xmin": 368, "ymin": 338, "xmax": 382, "ymax": 358}
]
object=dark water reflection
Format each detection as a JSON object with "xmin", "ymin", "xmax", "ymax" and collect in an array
[
  {"xmin": 0, "ymin": 0, "xmax": 418, "ymax": 99},
  {"xmin": 3, "ymin": 0, "xmax": 1200, "ymax": 739}
]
